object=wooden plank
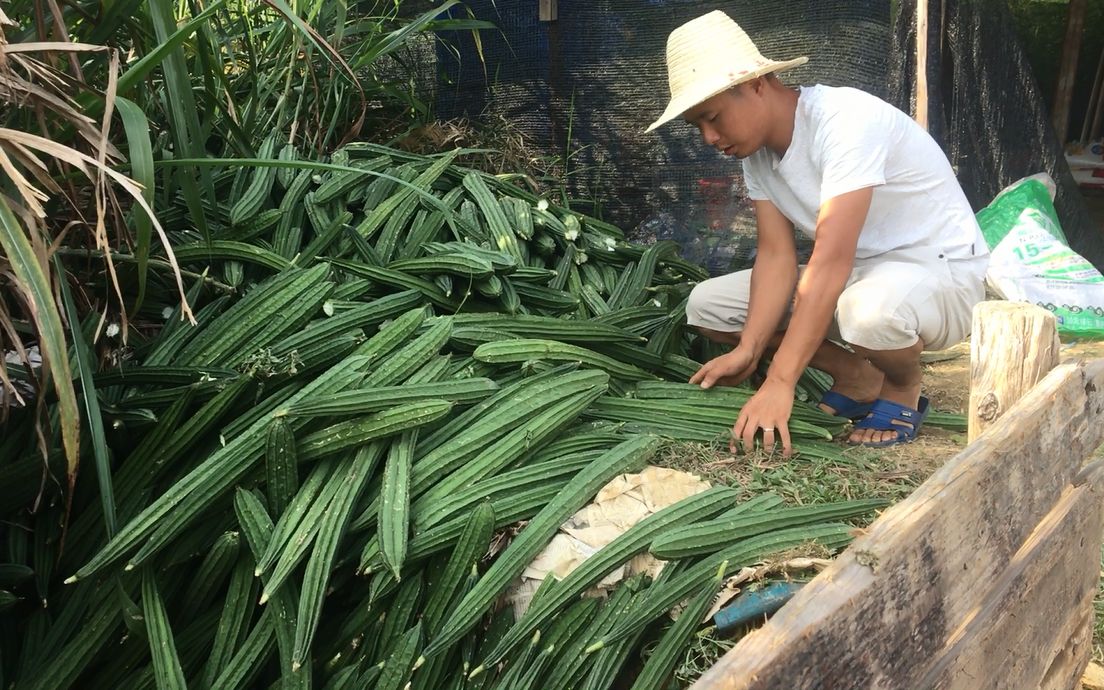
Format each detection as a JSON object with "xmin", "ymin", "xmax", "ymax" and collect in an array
[
  {"xmin": 1079, "ymin": 46, "xmax": 1103, "ymax": 146},
  {"xmin": 1093, "ymin": 50, "xmax": 1104, "ymax": 142},
  {"xmin": 918, "ymin": 463, "xmax": 1103, "ymax": 689},
  {"xmin": 692, "ymin": 360, "xmax": 1104, "ymax": 690},
  {"xmin": 539, "ymin": 0, "xmax": 557, "ymax": 22},
  {"xmin": 916, "ymin": 0, "xmax": 929, "ymax": 130},
  {"xmin": 1041, "ymin": 607, "xmax": 1094, "ymax": 690},
  {"xmin": 968, "ymin": 301, "xmax": 1060, "ymax": 442},
  {"xmin": 1052, "ymin": 0, "xmax": 1088, "ymax": 145}
]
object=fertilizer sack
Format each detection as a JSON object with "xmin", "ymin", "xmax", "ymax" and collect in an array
[{"xmin": 976, "ymin": 174, "xmax": 1104, "ymax": 339}]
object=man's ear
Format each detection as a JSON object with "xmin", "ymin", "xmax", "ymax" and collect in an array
[
  {"xmin": 729, "ymin": 80, "xmax": 754, "ymax": 99},
  {"xmin": 730, "ymin": 78, "xmax": 763, "ymax": 100}
]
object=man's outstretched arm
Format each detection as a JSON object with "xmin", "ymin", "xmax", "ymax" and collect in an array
[
  {"xmin": 734, "ymin": 186, "xmax": 873, "ymax": 455},
  {"xmin": 691, "ymin": 198, "xmax": 798, "ymax": 388}
]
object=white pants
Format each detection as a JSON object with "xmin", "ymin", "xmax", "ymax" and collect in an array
[{"xmin": 685, "ymin": 248, "xmax": 988, "ymax": 352}]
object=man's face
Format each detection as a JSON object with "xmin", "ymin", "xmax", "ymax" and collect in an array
[{"xmin": 682, "ymin": 80, "xmax": 770, "ymax": 159}]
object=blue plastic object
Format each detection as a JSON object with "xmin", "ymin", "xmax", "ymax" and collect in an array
[{"xmin": 713, "ymin": 581, "xmax": 806, "ymax": 633}]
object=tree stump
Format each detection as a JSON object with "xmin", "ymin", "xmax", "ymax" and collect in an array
[{"xmin": 968, "ymin": 301, "xmax": 1061, "ymax": 443}]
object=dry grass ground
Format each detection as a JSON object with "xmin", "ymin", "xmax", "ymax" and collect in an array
[{"xmin": 657, "ymin": 333, "xmax": 1104, "ymax": 671}]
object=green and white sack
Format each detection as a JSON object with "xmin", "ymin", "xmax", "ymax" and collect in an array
[{"xmin": 976, "ymin": 173, "xmax": 1104, "ymax": 339}]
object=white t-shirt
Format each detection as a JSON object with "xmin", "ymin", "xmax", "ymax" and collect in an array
[{"xmin": 742, "ymin": 85, "xmax": 987, "ymax": 262}]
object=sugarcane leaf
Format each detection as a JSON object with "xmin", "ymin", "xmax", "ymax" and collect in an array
[
  {"xmin": 0, "ymin": 198, "xmax": 79, "ymax": 492},
  {"xmin": 261, "ymin": 0, "xmax": 366, "ymax": 146},
  {"xmin": 116, "ymin": 0, "xmax": 229, "ymax": 95},
  {"xmin": 54, "ymin": 254, "xmax": 116, "ymax": 539},
  {"xmin": 145, "ymin": 0, "xmax": 215, "ymax": 242},
  {"xmin": 114, "ymin": 97, "xmax": 154, "ymax": 314}
]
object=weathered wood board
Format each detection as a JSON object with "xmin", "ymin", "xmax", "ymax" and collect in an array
[
  {"xmin": 693, "ymin": 360, "xmax": 1104, "ymax": 690},
  {"xmin": 919, "ymin": 466, "xmax": 1102, "ymax": 690}
]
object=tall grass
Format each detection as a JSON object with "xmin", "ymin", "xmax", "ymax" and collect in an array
[{"xmin": 0, "ymin": 0, "xmax": 489, "ymax": 516}]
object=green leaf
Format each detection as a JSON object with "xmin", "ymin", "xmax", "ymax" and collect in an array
[
  {"xmin": 141, "ymin": 569, "xmax": 188, "ymax": 689},
  {"xmin": 146, "ymin": 0, "xmax": 215, "ymax": 242},
  {"xmin": 262, "ymin": 0, "xmax": 366, "ymax": 144},
  {"xmin": 88, "ymin": 0, "xmax": 147, "ymax": 45},
  {"xmin": 116, "ymin": 0, "xmax": 229, "ymax": 95},
  {"xmin": 0, "ymin": 590, "xmax": 20, "ymax": 612},
  {"xmin": 115, "ymin": 97, "xmax": 154, "ymax": 313},
  {"xmin": 262, "ymin": 0, "xmax": 360, "ymax": 87},
  {"xmin": 0, "ymin": 198, "xmax": 79, "ymax": 490},
  {"xmin": 354, "ymin": 1, "xmax": 464, "ymax": 67},
  {"xmin": 54, "ymin": 255, "xmax": 116, "ymax": 539}
]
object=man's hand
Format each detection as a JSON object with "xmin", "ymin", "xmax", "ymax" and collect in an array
[
  {"xmin": 732, "ymin": 378, "xmax": 795, "ymax": 457},
  {"xmin": 689, "ymin": 347, "xmax": 759, "ymax": 389}
]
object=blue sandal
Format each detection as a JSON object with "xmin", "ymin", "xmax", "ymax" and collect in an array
[
  {"xmin": 849, "ymin": 396, "xmax": 930, "ymax": 448},
  {"xmin": 819, "ymin": 391, "xmax": 875, "ymax": 420}
]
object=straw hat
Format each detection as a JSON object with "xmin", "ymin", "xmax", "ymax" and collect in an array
[{"xmin": 647, "ymin": 11, "xmax": 808, "ymax": 132}]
